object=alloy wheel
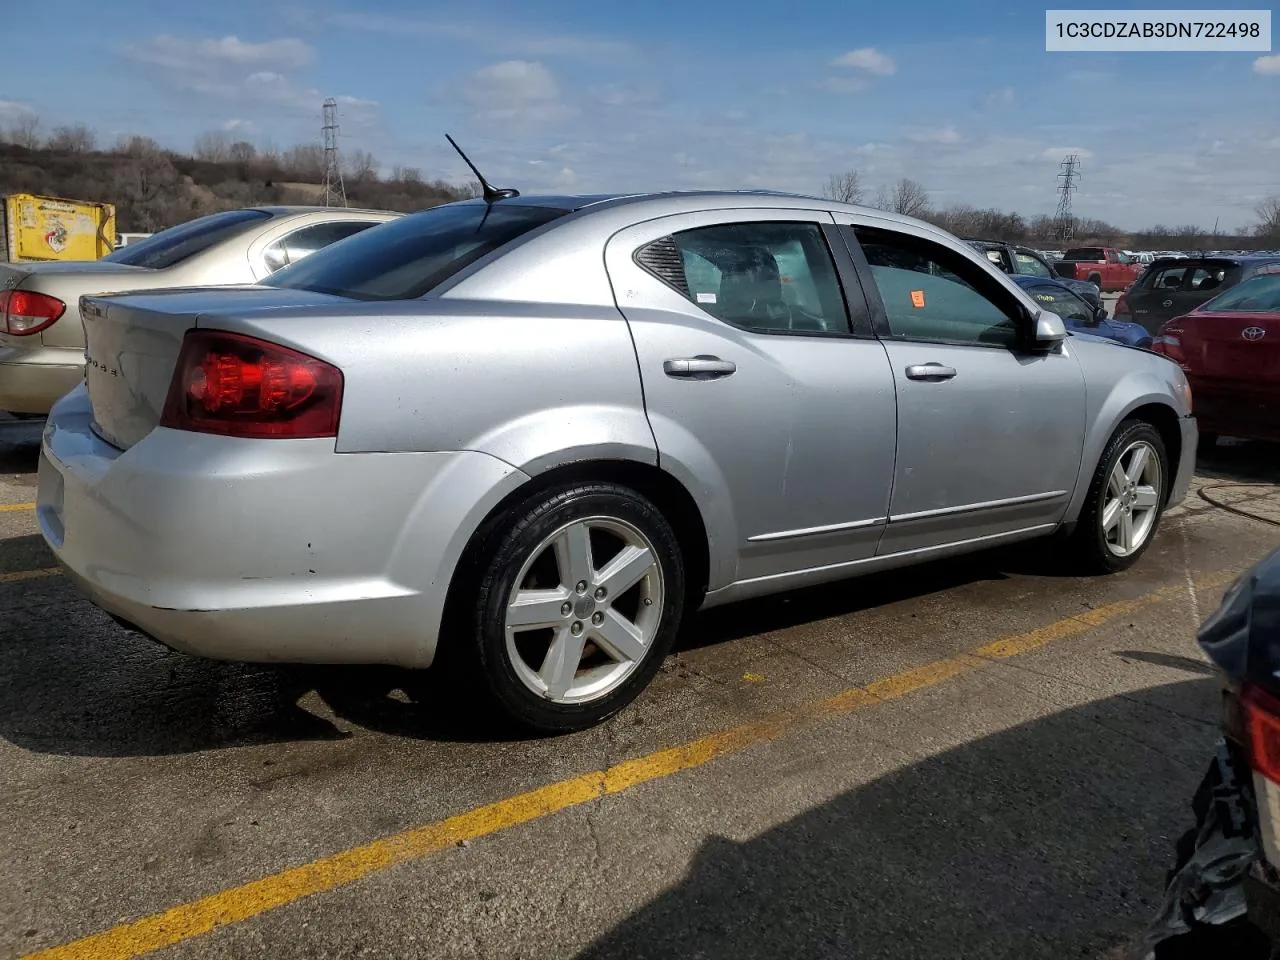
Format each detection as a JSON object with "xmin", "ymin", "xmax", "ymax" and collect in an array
[
  {"xmin": 503, "ymin": 516, "xmax": 664, "ymax": 704},
  {"xmin": 1102, "ymin": 440, "xmax": 1163, "ymax": 557}
]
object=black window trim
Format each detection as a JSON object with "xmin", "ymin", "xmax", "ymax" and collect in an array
[
  {"xmin": 632, "ymin": 219, "xmax": 877, "ymax": 340},
  {"xmin": 838, "ymin": 224, "xmax": 1040, "ymax": 353}
]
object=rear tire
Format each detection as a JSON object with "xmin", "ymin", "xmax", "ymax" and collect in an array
[
  {"xmin": 1087, "ymin": 273, "xmax": 1103, "ymax": 289},
  {"xmin": 1068, "ymin": 419, "xmax": 1169, "ymax": 574},
  {"xmin": 463, "ymin": 482, "xmax": 685, "ymax": 733}
]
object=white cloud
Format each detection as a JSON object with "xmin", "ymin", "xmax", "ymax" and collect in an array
[
  {"xmin": 1041, "ymin": 146, "xmax": 1094, "ymax": 161},
  {"xmin": 831, "ymin": 47, "xmax": 896, "ymax": 76},
  {"xmin": 326, "ymin": 13, "xmax": 632, "ymax": 60},
  {"xmin": 0, "ymin": 100, "xmax": 35, "ymax": 122},
  {"xmin": 1254, "ymin": 55, "xmax": 1280, "ymax": 75},
  {"xmin": 457, "ymin": 60, "xmax": 573, "ymax": 124},
  {"xmin": 126, "ymin": 35, "xmax": 314, "ymax": 73},
  {"xmin": 909, "ymin": 127, "xmax": 962, "ymax": 144}
]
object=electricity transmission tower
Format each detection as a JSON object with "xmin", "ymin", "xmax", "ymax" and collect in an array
[
  {"xmin": 1055, "ymin": 154, "xmax": 1080, "ymax": 245},
  {"xmin": 321, "ymin": 97, "xmax": 347, "ymax": 208}
]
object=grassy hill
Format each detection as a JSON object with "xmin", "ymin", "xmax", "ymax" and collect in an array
[{"xmin": 0, "ymin": 139, "xmax": 469, "ymax": 232}]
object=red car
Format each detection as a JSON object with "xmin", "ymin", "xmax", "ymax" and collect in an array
[{"xmin": 1153, "ymin": 272, "xmax": 1280, "ymax": 448}]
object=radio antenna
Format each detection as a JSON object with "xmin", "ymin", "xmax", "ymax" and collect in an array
[{"xmin": 445, "ymin": 134, "xmax": 520, "ymax": 204}]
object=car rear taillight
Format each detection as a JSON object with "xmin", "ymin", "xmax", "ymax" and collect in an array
[
  {"xmin": 1244, "ymin": 684, "xmax": 1280, "ymax": 785},
  {"xmin": 160, "ymin": 330, "xmax": 343, "ymax": 439},
  {"xmin": 0, "ymin": 290, "xmax": 66, "ymax": 335},
  {"xmin": 1152, "ymin": 317, "xmax": 1186, "ymax": 359},
  {"xmin": 1114, "ymin": 293, "xmax": 1131, "ymax": 319}
]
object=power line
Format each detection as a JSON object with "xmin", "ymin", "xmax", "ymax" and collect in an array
[
  {"xmin": 1055, "ymin": 154, "xmax": 1080, "ymax": 245},
  {"xmin": 321, "ymin": 97, "xmax": 346, "ymax": 208}
]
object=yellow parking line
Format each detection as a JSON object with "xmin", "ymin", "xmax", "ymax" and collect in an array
[
  {"xmin": 0, "ymin": 502, "xmax": 36, "ymax": 512},
  {"xmin": 22, "ymin": 568, "xmax": 1237, "ymax": 960},
  {"xmin": 0, "ymin": 567, "xmax": 61, "ymax": 584}
]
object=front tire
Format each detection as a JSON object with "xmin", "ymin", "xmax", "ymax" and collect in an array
[
  {"xmin": 468, "ymin": 482, "xmax": 685, "ymax": 733},
  {"xmin": 1069, "ymin": 420, "xmax": 1169, "ymax": 574}
]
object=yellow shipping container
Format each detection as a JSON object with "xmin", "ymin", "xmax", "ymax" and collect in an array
[{"xmin": 0, "ymin": 193, "xmax": 116, "ymax": 262}]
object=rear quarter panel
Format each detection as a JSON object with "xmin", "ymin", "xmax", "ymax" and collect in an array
[{"xmin": 1064, "ymin": 334, "xmax": 1192, "ymax": 521}]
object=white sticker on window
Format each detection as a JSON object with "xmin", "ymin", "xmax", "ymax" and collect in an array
[{"xmin": 696, "ymin": 292, "xmax": 717, "ymax": 304}]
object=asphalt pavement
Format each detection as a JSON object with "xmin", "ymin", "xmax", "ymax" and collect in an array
[{"xmin": 3, "ymin": 416, "xmax": 1279, "ymax": 960}]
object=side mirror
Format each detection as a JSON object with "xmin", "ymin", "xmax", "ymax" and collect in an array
[
  {"xmin": 1033, "ymin": 310, "xmax": 1068, "ymax": 345},
  {"xmin": 1088, "ymin": 304, "xmax": 1107, "ymax": 325}
]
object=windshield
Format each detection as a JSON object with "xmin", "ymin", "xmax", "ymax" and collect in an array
[
  {"xmin": 263, "ymin": 202, "xmax": 571, "ymax": 300},
  {"xmin": 104, "ymin": 209, "xmax": 272, "ymax": 269},
  {"xmin": 1200, "ymin": 274, "xmax": 1280, "ymax": 313}
]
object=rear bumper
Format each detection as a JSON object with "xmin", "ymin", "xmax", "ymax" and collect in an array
[
  {"xmin": 0, "ymin": 343, "xmax": 84, "ymax": 414},
  {"xmin": 38, "ymin": 385, "xmax": 530, "ymax": 668},
  {"xmin": 1190, "ymin": 381, "xmax": 1280, "ymax": 442}
]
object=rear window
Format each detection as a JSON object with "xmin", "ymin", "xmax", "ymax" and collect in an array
[
  {"xmin": 264, "ymin": 202, "xmax": 569, "ymax": 301},
  {"xmin": 104, "ymin": 209, "xmax": 271, "ymax": 269},
  {"xmin": 1201, "ymin": 274, "xmax": 1280, "ymax": 313},
  {"xmin": 1063, "ymin": 248, "xmax": 1106, "ymax": 261}
]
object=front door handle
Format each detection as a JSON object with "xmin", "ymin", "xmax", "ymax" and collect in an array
[
  {"xmin": 663, "ymin": 357, "xmax": 737, "ymax": 380},
  {"xmin": 905, "ymin": 363, "xmax": 957, "ymax": 382}
]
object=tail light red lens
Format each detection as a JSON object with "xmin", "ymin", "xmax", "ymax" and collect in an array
[
  {"xmin": 1151, "ymin": 317, "xmax": 1186, "ymax": 361},
  {"xmin": 0, "ymin": 290, "xmax": 66, "ymax": 335},
  {"xmin": 1244, "ymin": 684, "xmax": 1280, "ymax": 786},
  {"xmin": 160, "ymin": 330, "xmax": 343, "ymax": 439},
  {"xmin": 1114, "ymin": 294, "xmax": 1131, "ymax": 319}
]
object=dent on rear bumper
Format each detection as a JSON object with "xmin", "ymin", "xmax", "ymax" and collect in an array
[{"xmin": 39, "ymin": 387, "xmax": 531, "ymax": 668}]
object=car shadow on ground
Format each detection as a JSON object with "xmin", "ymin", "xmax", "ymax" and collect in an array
[
  {"xmin": 1196, "ymin": 440, "xmax": 1280, "ymax": 485},
  {"xmin": 575, "ymin": 678, "xmax": 1269, "ymax": 960},
  {"xmin": 0, "ymin": 534, "xmax": 1082, "ymax": 759}
]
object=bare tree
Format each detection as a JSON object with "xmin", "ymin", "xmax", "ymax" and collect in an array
[
  {"xmin": 193, "ymin": 131, "xmax": 232, "ymax": 163},
  {"xmin": 1257, "ymin": 196, "xmax": 1280, "ymax": 243},
  {"xmin": 391, "ymin": 165, "xmax": 422, "ymax": 183},
  {"xmin": 115, "ymin": 134, "xmax": 164, "ymax": 157},
  {"xmin": 8, "ymin": 113, "xmax": 42, "ymax": 149},
  {"xmin": 47, "ymin": 123, "xmax": 96, "ymax": 153},
  {"xmin": 889, "ymin": 178, "xmax": 930, "ymax": 218},
  {"xmin": 228, "ymin": 141, "xmax": 257, "ymax": 165},
  {"xmin": 343, "ymin": 148, "xmax": 378, "ymax": 182},
  {"xmin": 822, "ymin": 170, "xmax": 864, "ymax": 205},
  {"xmin": 281, "ymin": 144, "xmax": 325, "ymax": 180}
]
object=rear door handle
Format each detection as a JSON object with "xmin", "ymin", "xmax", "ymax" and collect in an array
[
  {"xmin": 663, "ymin": 357, "xmax": 737, "ymax": 380},
  {"xmin": 905, "ymin": 363, "xmax": 957, "ymax": 382}
]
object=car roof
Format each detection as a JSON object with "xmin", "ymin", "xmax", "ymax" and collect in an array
[
  {"xmin": 441, "ymin": 190, "xmax": 936, "ymax": 229},
  {"xmin": 1146, "ymin": 254, "xmax": 1280, "ymax": 267},
  {"xmin": 250, "ymin": 205, "xmax": 400, "ymax": 217}
]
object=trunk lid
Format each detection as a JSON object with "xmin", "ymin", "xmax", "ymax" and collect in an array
[
  {"xmin": 1180, "ymin": 310, "xmax": 1280, "ymax": 382},
  {"xmin": 0, "ymin": 259, "xmax": 153, "ymax": 350},
  {"xmin": 81, "ymin": 286, "xmax": 344, "ymax": 450}
]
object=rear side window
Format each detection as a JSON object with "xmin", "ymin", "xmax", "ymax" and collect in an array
[
  {"xmin": 1014, "ymin": 251, "xmax": 1054, "ymax": 279},
  {"xmin": 637, "ymin": 222, "xmax": 849, "ymax": 334},
  {"xmin": 1148, "ymin": 265, "xmax": 1188, "ymax": 290},
  {"xmin": 262, "ymin": 220, "xmax": 383, "ymax": 274},
  {"xmin": 104, "ymin": 209, "xmax": 271, "ymax": 269},
  {"xmin": 1201, "ymin": 274, "xmax": 1280, "ymax": 312},
  {"xmin": 1186, "ymin": 265, "xmax": 1227, "ymax": 292},
  {"xmin": 264, "ymin": 203, "xmax": 569, "ymax": 300}
]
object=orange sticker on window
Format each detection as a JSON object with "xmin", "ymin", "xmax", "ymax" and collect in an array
[{"xmin": 910, "ymin": 290, "xmax": 926, "ymax": 308}]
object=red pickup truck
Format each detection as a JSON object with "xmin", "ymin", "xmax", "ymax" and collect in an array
[{"xmin": 1052, "ymin": 247, "xmax": 1144, "ymax": 292}]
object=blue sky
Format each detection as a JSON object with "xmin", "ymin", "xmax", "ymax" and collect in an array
[{"xmin": 4, "ymin": 0, "xmax": 1278, "ymax": 229}]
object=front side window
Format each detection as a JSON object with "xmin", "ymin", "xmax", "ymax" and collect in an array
[
  {"xmin": 1015, "ymin": 250, "xmax": 1054, "ymax": 279},
  {"xmin": 640, "ymin": 222, "xmax": 849, "ymax": 334},
  {"xmin": 104, "ymin": 209, "xmax": 272, "ymax": 270},
  {"xmin": 1024, "ymin": 283, "xmax": 1093, "ymax": 324},
  {"xmin": 265, "ymin": 203, "xmax": 569, "ymax": 300},
  {"xmin": 852, "ymin": 228, "xmax": 1021, "ymax": 347}
]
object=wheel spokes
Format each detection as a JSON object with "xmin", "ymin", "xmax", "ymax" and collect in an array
[
  {"xmin": 553, "ymin": 521, "xmax": 594, "ymax": 589},
  {"xmin": 1119, "ymin": 508, "xmax": 1135, "ymax": 553},
  {"xmin": 540, "ymin": 626, "xmax": 588, "ymax": 699},
  {"xmin": 595, "ymin": 545, "xmax": 656, "ymax": 600},
  {"xmin": 592, "ymin": 608, "xmax": 647, "ymax": 663},
  {"xmin": 1125, "ymin": 444, "xmax": 1151, "ymax": 484},
  {"xmin": 1134, "ymin": 485, "xmax": 1160, "ymax": 510},
  {"xmin": 1102, "ymin": 499, "xmax": 1122, "ymax": 533},
  {"xmin": 1108, "ymin": 462, "xmax": 1128, "ymax": 498},
  {"xmin": 507, "ymin": 588, "xmax": 571, "ymax": 630}
]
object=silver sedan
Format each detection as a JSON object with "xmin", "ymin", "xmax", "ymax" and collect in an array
[
  {"xmin": 0, "ymin": 206, "xmax": 399, "ymax": 414},
  {"xmin": 37, "ymin": 191, "xmax": 1197, "ymax": 732}
]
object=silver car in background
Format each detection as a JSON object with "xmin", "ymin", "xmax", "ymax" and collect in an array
[
  {"xmin": 37, "ymin": 191, "xmax": 1197, "ymax": 732},
  {"xmin": 0, "ymin": 206, "xmax": 399, "ymax": 414}
]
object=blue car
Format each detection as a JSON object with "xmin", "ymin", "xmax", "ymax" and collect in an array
[{"xmin": 1009, "ymin": 275, "xmax": 1153, "ymax": 349}]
